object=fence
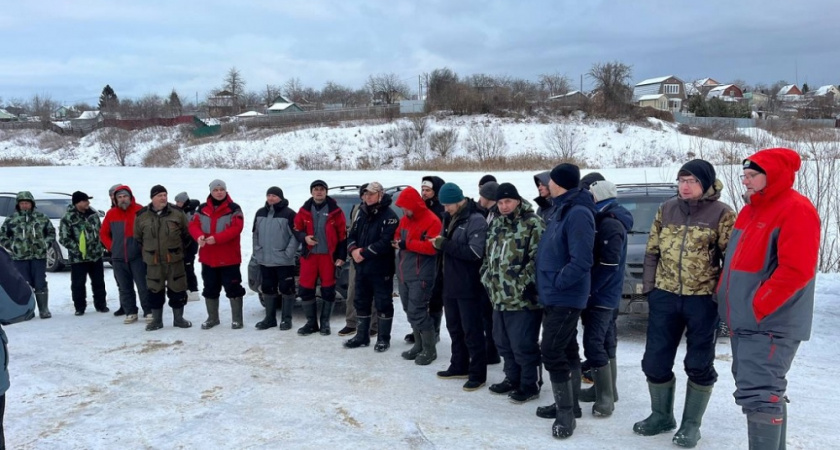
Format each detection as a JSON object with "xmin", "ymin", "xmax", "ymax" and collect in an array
[
  {"xmin": 218, "ymin": 105, "xmax": 399, "ymax": 134},
  {"xmin": 673, "ymin": 112, "xmax": 837, "ymax": 129}
]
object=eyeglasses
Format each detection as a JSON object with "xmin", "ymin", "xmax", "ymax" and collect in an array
[
  {"xmin": 739, "ymin": 172, "xmax": 763, "ymax": 181},
  {"xmin": 676, "ymin": 178, "xmax": 699, "ymax": 185}
]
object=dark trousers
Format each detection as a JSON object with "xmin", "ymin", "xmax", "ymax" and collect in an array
[
  {"xmin": 641, "ymin": 289, "xmax": 718, "ymax": 386},
  {"xmin": 606, "ymin": 308, "xmax": 618, "ymax": 359},
  {"xmin": 399, "ymin": 279, "xmax": 433, "ymax": 330},
  {"xmin": 184, "ymin": 251, "xmax": 199, "ymax": 292},
  {"xmin": 201, "ymin": 264, "xmax": 246, "ymax": 299},
  {"xmin": 480, "ymin": 289, "xmax": 499, "ymax": 361},
  {"xmin": 260, "ymin": 265, "xmax": 295, "ymax": 296},
  {"xmin": 444, "ymin": 295, "xmax": 487, "ymax": 382},
  {"xmin": 429, "ymin": 276, "xmax": 444, "ymax": 315},
  {"xmin": 112, "ymin": 258, "xmax": 150, "ymax": 316},
  {"xmin": 70, "ymin": 260, "xmax": 106, "ymax": 312},
  {"xmin": 731, "ymin": 332, "xmax": 800, "ymax": 416},
  {"xmin": 493, "ymin": 308, "xmax": 543, "ymax": 391},
  {"xmin": 13, "ymin": 259, "xmax": 47, "ymax": 292},
  {"xmin": 148, "ymin": 288, "xmax": 188, "ymax": 309},
  {"xmin": 354, "ymin": 273, "xmax": 394, "ymax": 318},
  {"xmin": 541, "ymin": 305, "xmax": 582, "ymax": 383},
  {"xmin": 582, "ymin": 306, "xmax": 615, "ymax": 368}
]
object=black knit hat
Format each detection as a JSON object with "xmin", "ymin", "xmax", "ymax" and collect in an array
[
  {"xmin": 266, "ymin": 186, "xmax": 284, "ymax": 199},
  {"xmin": 495, "ymin": 183, "xmax": 521, "ymax": 201},
  {"xmin": 580, "ymin": 172, "xmax": 606, "ymax": 190},
  {"xmin": 550, "ymin": 163, "xmax": 581, "ymax": 190},
  {"xmin": 479, "ymin": 181, "xmax": 499, "ymax": 200},
  {"xmin": 742, "ymin": 159, "xmax": 766, "ymax": 174},
  {"xmin": 678, "ymin": 159, "xmax": 716, "ymax": 193},
  {"xmin": 310, "ymin": 179, "xmax": 328, "ymax": 191},
  {"xmin": 71, "ymin": 191, "xmax": 91, "ymax": 205},
  {"xmin": 358, "ymin": 183, "xmax": 369, "ymax": 199},
  {"xmin": 478, "ymin": 174, "xmax": 497, "ymax": 187},
  {"xmin": 150, "ymin": 185, "xmax": 167, "ymax": 199}
]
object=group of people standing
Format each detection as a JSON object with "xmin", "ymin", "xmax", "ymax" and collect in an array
[{"xmin": 0, "ymin": 146, "xmax": 819, "ymax": 448}]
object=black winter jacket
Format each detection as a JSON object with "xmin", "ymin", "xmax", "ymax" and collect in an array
[
  {"xmin": 437, "ymin": 199, "xmax": 487, "ymax": 299},
  {"xmin": 348, "ymin": 193, "xmax": 399, "ymax": 276}
]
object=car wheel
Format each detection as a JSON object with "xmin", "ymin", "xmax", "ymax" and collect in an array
[{"xmin": 46, "ymin": 242, "xmax": 64, "ymax": 272}]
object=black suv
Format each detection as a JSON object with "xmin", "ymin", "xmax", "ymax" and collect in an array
[{"xmin": 613, "ymin": 183, "xmax": 678, "ymax": 315}]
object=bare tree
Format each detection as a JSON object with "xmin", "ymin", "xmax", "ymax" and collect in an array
[
  {"xmin": 241, "ymin": 91, "xmax": 262, "ymax": 111},
  {"xmin": 539, "ymin": 72, "xmax": 572, "ymax": 98},
  {"xmin": 262, "ymin": 84, "xmax": 282, "ymax": 107},
  {"xmin": 321, "ymin": 81, "xmax": 353, "ymax": 106},
  {"xmin": 429, "ymin": 128, "xmax": 459, "ymax": 159},
  {"xmin": 543, "ymin": 122, "xmax": 587, "ymax": 162},
  {"xmin": 29, "ymin": 93, "xmax": 57, "ymax": 122},
  {"xmin": 99, "ymin": 127, "xmax": 135, "ymax": 166},
  {"xmin": 424, "ymin": 67, "xmax": 459, "ymax": 111},
  {"xmin": 366, "ymin": 73, "xmax": 411, "ymax": 105},
  {"xmin": 223, "ymin": 67, "xmax": 246, "ymax": 99},
  {"xmin": 464, "ymin": 123, "xmax": 507, "ymax": 161},
  {"xmin": 588, "ymin": 61, "xmax": 633, "ymax": 116},
  {"xmin": 135, "ymin": 94, "xmax": 163, "ymax": 119},
  {"xmin": 283, "ymin": 77, "xmax": 305, "ymax": 102}
]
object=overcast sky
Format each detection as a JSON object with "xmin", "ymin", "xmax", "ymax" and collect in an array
[{"xmin": 2, "ymin": 0, "xmax": 837, "ymax": 106}]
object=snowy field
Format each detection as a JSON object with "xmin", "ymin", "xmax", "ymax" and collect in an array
[{"xmin": 1, "ymin": 167, "xmax": 837, "ymax": 449}]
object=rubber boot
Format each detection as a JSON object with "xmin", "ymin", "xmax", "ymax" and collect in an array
[
  {"xmin": 35, "ymin": 290, "xmax": 51, "ymax": 319},
  {"xmin": 415, "ymin": 328, "xmax": 437, "ymax": 365},
  {"xmin": 344, "ymin": 316, "xmax": 371, "ymax": 348},
  {"xmin": 592, "ymin": 364, "xmax": 615, "ymax": 417},
  {"xmin": 551, "ymin": 380, "xmax": 576, "ymax": 439},
  {"xmin": 230, "ymin": 297, "xmax": 244, "ymax": 329},
  {"xmin": 297, "ymin": 300, "xmax": 319, "ymax": 335},
  {"xmin": 201, "ymin": 297, "xmax": 220, "ymax": 329},
  {"xmin": 747, "ymin": 412, "xmax": 783, "ymax": 450},
  {"xmin": 633, "ymin": 377, "xmax": 677, "ymax": 436},
  {"xmin": 145, "ymin": 308, "xmax": 164, "ymax": 331},
  {"xmin": 374, "ymin": 317, "xmax": 393, "ymax": 352},
  {"xmin": 537, "ymin": 364, "xmax": 579, "ymax": 419},
  {"xmin": 610, "ymin": 357, "xmax": 619, "ymax": 402},
  {"xmin": 431, "ymin": 311, "xmax": 443, "ymax": 343},
  {"xmin": 256, "ymin": 294, "xmax": 278, "ymax": 330},
  {"xmin": 173, "ymin": 307, "xmax": 192, "ymax": 328},
  {"xmin": 672, "ymin": 381, "xmax": 713, "ymax": 448},
  {"xmin": 279, "ymin": 293, "xmax": 294, "ymax": 330},
  {"xmin": 582, "ymin": 358, "xmax": 619, "ymax": 403},
  {"xmin": 319, "ymin": 301, "xmax": 334, "ymax": 335},
  {"xmin": 401, "ymin": 328, "xmax": 423, "ymax": 360}
]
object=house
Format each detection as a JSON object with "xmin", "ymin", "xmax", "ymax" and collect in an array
[
  {"xmin": 0, "ymin": 109, "xmax": 18, "ymax": 122},
  {"xmin": 637, "ymin": 94, "xmax": 670, "ymax": 111},
  {"xmin": 207, "ymin": 90, "xmax": 239, "ymax": 118},
  {"xmin": 71, "ymin": 110, "xmax": 102, "ymax": 132},
  {"xmin": 548, "ymin": 90, "xmax": 588, "ymax": 108},
  {"xmin": 744, "ymin": 91, "xmax": 770, "ymax": 110},
  {"xmin": 776, "ymin": 84, "xmax": 803, "ymax": 101},
  {"xmin": 235, "ymin": 111, "xmax": 265, "ymax": 118},
  {"xmin": 633, "ymin": 75, "xmax": 686, "ymax": 111},
  {"xmin": 809, "ymin": 85, "xmax": 840, "ymax": 103},
  {"xmin": 266, "ymin": 94, "xmax": 304, "ymax": 115},
  {"xmin": 685, "ymin": 78, "xmax": 721, "ymax": 97},
  {"xmin": 52, "ymin": 105, "xmax": 79, "ymax": 120},
  {"xmin": 706, "ymin": 84, "xmax": 744, "ymax": 102}
]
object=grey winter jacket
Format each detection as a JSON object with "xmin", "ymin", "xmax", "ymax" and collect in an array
[{"xmin": 252, "ymin": 199, "xmax": 298, "ymax": 267}]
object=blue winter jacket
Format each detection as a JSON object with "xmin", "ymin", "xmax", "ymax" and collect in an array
[
  {"xmin": 536, "ymin": 188, "xmax": 596, "ymax": 309},
  {"xmin": 589, "ymin": 199, "xmax": 633, "ymax": 309},
  {"xmin": 0, "ymin": 246, "xmax": 36, "ymax": 394}
]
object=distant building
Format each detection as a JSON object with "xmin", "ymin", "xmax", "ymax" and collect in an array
[
  {"xmin": 637, "ymin": 94, "xmax": 669, "ymax": 111},
  {"xmin": 266, "ymin": 94, "xmax": 304, "ymax": 115},
  {"xmin": 208, "ymin": 90, "xmax": 239, "ymax": 118},
  {"xmin": 548, "ymin": 90, "xmax": 588, "ymax": 108},
  {"xmin": 776, "ymin": 84, "xmax": 803, "ymax": 101},
  {"xmin": 633, "ymin": 75, "xmax": 686, "ymax": 111},
  {"xmin": 685, "ymin": 78, "xmax": 721, "ymax": 97},
  {"xmin": 706, "ymin": 84, "xmax": 744, "ymax": 102},
  {"xmin": 0, "ymin": 109, "xmax": 18, "ymax": 122},
  {"xmin": 53, "ymin": 105, "xmax": 78, "ymax": 119}
]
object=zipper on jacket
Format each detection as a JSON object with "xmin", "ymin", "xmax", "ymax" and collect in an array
[{"xmin": 677, "ymin": 206, "xmax": 692, "ymax": 296}]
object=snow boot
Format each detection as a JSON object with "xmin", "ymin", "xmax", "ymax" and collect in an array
[
  {"xmin": 747, "ymin": 411, "xmax": 783, "ymax": 450},
  {"xmin": 279, "ymin": 293, "xmax": 294, "ymax": 330},
  {"xmin": 145, "ymin": 308, "xmax": 164, "ymax": 331},
  {"xmin": 610, "ymin": 357, "xmax": 619, "ymax": 402},
  {"xmin": 319, "ymin": 300, "xmax": 334, "ymax": 335},
  {"xmin": 173, "ymin": 307, "xmax": 192, "ymax": 328},
  {"xmin": 431, "ymin": 311, "xmax": 443, "ymax": 343},
  {"xmin": 256, "ymin": 294, "xmax": 278, "ymax": 330},
  {"xmin": 401, "ymin": 328, "xmax": 423, "ymax": 360},
  {"xmin": 591, "ymin": 364, "xmax": 615, "ymax": 417},
  {"xmin": 672, "ymin": 381, "xmax": 713, "ymax": 448},
  {"xmin": 374, "ymin": 317, "xmax": 393, "ymax": 352},
  {"xmin": 344, "ymin": 316, "xmax": 371, "ymax": 348},
  {"xmin": 633, "ymin": 377, "xmax": 677, "ymax": 436},
  {"xmin": 35, "ymin": 290, "xmax": 51, "ymax": 319},
  {"xmin": 538, "ymin": 365, "xmax": 581, "ymax": 420},
  {"xmin": 230, "ymin": 296, "xmax": 244, "ymax": 329},
  {"xmin": 551, "ymin": 380, "xmax": 576, "ymax": 439},
  {"xmin": 415, "ymin": 328, "xmax": 437, "ymax": 365},
  {"xmin": 297, "ymin": 300, "xmax": 319, "ymax": 335},
  {"xmin": 581, "ymin": 359, "xmax": 618, "ymax": 403},
  {"xmin": 201, "ymin": 297, "xmax": 220, "ymax": 329}
]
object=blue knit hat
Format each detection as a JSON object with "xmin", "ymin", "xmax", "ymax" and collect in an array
[{"xmin": 438, "ymin": 182, "xmax": 464, "ymax": 204}]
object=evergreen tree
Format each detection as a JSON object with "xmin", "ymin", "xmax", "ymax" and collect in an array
[
  {"xmin": 802, "ymin": 83, "xmax": 810, "ymax": 93},
  {"xmin": 98, "ymin": 85, "xmax": 119, "ymax": 114},
  {"xmin": 168, "ymin": 89, "xmax": 183, "ymax": 116}
]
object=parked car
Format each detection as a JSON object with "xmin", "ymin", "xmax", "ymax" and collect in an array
[{"xmin": 0, "ymin": 191, "xmax": 109, "ymax": 272}]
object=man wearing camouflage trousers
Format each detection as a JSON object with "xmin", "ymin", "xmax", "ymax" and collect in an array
[{"xmin": 59, "ymin": 191, "xmax": 108, "ymax": 315}]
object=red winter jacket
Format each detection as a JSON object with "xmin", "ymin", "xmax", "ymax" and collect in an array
[
  {"xmin": 394, "ymin": 186, "xmax": 442, "ymax": 282},
  {"xmin": 716, "ymin": 148, "xmax": 820, "ymax": 341},
  {"xmin": 293, "ymin": 196, "xmax": 347, "ymax": 262},
  {"xmin": 188, "ymin": 194, "xmax": 244, "ymax": 267},
  {"xmin": 100, "ymin": 185, "xmax": 144, "ymax": 262}
]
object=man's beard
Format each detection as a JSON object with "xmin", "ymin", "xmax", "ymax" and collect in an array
[{"xmin": 118, "ymin": 201, "xmax": 130, "ymax": 210}]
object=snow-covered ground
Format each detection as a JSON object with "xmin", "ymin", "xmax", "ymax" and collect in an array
[{"xmin": 2, "ymin": 167, "xmax": 837, "ymax": 449}]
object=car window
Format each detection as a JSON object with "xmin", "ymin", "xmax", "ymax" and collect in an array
[
  {"xmin": 615, "ymin": 197, "xmax": 669, "ymax": 234},
  {"xmin": 35, "ymin": 199, "xmax": 73, "ymax": 219},
  {"xmin": 0, "ymin": 197, "xmax": 13, "ymax": 217}
]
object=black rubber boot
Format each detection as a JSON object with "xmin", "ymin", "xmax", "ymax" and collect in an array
[
  {"xmin": 173, "ymin": 307, "xmax": 192, "ymax": 328},
  {"xmin": 672, "ymin": 381, "xmax": 713, "ymax": 448},
  {"xmin": 592, "ymin": 364, "xmax": 615, "ymax": 417},
  {"xmin": 431, "ymin": 311, "xmax": 443, "ymax": 342},
  {"xmin": 319, "ymin": 301, "xmax": 334, "ymax": 335},
  {"xmin": 633, "ymin": 377, "xmax": 677, "ymax": 436},
  {"xmin": 201, "ymin": 297, "xmax": 220, "ymax": 329},
  {"xmin": 415, "ymin": 328, "xmax": 437, "ymax": 365},
  {"xmin": 401, "ymin": 328, "xmax": 423, "ymax": 360},
  {"xmin": 279, "ymin": 294, "xmax": 295, "ymax": 330},
  {"xmin": 344, "ymin": 316, "xmax": 371, "ymax": 348},
  {"xmin": 35, "ymin": 290, "xmax": 51, "ymax": 319},
  {"xmin": 230, "ymin": 297, "xmax": 244, "ymax": 329},
  {"xmin": 146, "ymin": 308, "xmax": 164, "ymax": 331},
  {"xmin": 297, "ymin": 300, "xmax": 319, "ymax": 335},
  {"xmin": 610, "ymin": 357, "xmax": 619, "ymax": 402},
  {"xmin": 551, "ymin": 380, "xmax": 576, "ymax": 439},
  {"xmin": 374, "ymin": 317, "xmax": 393, "ymax": 352},
  {"xmin": 747, "ymin": 412, "xmax": 783, "ymax": 450},
  {"xmin": 256, "ymin": 294, "xmax": 278, "ymax": 330}
]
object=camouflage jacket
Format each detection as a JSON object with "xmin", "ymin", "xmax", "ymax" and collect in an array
[
  {"xmin": 135, "ymin": 203, "xmax": 191, "ymax": 267},
  {"xmin": 643, "ymin": 179, "xmax": 736, "ymax": 296},
  {"xmin": 0, "ymin": 209, "xmax": 55, "ymax": 260},
  {"xmin": 481, "ymin": 199, "xmax": 545, "ymax": 311},
  {"xmin": 59, "ymin": 205, "xmax": 105, "ymax": 263}
]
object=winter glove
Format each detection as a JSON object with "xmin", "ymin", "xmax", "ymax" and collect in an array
[
  {"xmin": 432, "ymin": 236, "xmax": 447, "ymax": 250},
  {"xmin": 398, "ymin": 240, "xmax": 407, "ymax": 250}
]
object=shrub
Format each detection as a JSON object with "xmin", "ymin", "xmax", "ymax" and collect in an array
[
  {"xmin": 464, "ymin": 123, "xmax": 507, "ymax": 161},
  {"xmin": 543, "ymin": 122, "xmax": 586, "ymax": 162},
  {"xmin": 142, "ymin": 142, "xmax": 181, "ymax": 167},
  {"xmin": 428, "ymin": 128, "xmax": 459, "ymax": 159}
]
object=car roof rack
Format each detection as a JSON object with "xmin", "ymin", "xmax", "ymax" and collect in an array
[
  {"xmin": 329, "ymin": 185, "xmax": 361, "ymax": 191},
  {"xmin": 616, "ymin": 183, "xmax": 677, "ymax": 197}
]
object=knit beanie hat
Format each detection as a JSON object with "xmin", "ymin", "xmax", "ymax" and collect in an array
[
  {"xmin": 479, "ymin": 181, "xmax": 499, "ymax": 201},
  {"xmin": 109, "ymin": 184, "xmax": 122, "ymax": 196},
  {"xmin": 478, "ymin": 174, "xmax": 497, "ymax": 187},
  {"xmin": 438, "ymin": 182, "xmax": 464, "ymax": 204},
  {"xmin": 209, "ymin": 179, "xmax": 227, "ymax": 191},
  {"xmin": 742, "ymin": 159, "xmax": 766, "ymax": 174},
  {"xmin": 580, "ymin": 172, "xmax": 606, "ymax": 190},
  {"xmin": 550, "ymin": 163, "xmax": 581, "ymax": 190},
  {"xmin": 678, "ymin": 159, "xmax": 716, "ymax": 193},
  {"xmin": 358, "ymin": 183, "xmax": 369, "ymax": 198},
  {"xmin": 174, "ymin": 192, "xmax": 189, "ymax": 204},
  {"xmin": 495, "ymin": 183, "xmax": 521, "ymax": 201},
  {"xmin": 310, "ymin": 179, "xmax": 328, "ymax": 191},
  {"xmin": 150, "ymin": 185, "xmax": 167, "ymax": 198},
  {"xmin": 114, "ymin": 188, "xmax": 130, "ymax": 198},
  {"xmin": 266, "ymin": 186, "xmax": 284, "ymax": 199},
  {"xmin": 589, "ymin": 180, "xmax": 617, "ymax": 202}
]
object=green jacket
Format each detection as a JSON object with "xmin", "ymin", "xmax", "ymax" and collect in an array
[
  {"xmin": 59, "ymin": 204, "xmax": 104, "ymax": 263},
  {"xmin": 480, "ymin": 199, "xmax": 544, "ymax": 311},
  {"xmin": 0, "ymin": 194, "xmax": 55, "ymax": 260},
  {"xmin": 134, "ymin": 203, "xmax": 190, "ymax": 266}
]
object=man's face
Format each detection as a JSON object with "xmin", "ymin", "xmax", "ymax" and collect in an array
[
  {"xmin": 176, "ymin": 201, "xmax": 185, "ymax": 208},
  {"xmin": 478, "ymin": 196, "xmax": 495, "ymax": 209},
  {"xmin": 497, "ymin": 198, "xmax": 519, "ymax": 215},
  {"xmin": 400, "ymin": 207, "xmax": 413, "ymax": 217},
  {"xmin": 312, "ymin": 186, "xmax": 327, "ymax": 202},
  {"xmin": 443, "ymin": 202, "xmax": 459, "ymax": 216},
  {"xmin": 548, "ymin": 179, "xmax": 564, "ymax": 198},
  {"xmin": 152, "ymin": 192, "xmax": 168, "ymax": 209},
  {"xmin": 363, "ymin": 190, "xmax": 381, "ymax": 206},
  {"xmin": 678, "ymin": 175, "xmax": 704, "ymax": 200},
  {"xmin": 75, "ymin": 200, "xmax": 89, "ymax": 212},
  {"xmin": 266, "ymin": 193, "xmax": 281, "ymax": 205},
  {"xmin": 538, "ymin": 182, "xmax": 550, "ymax": 198},
  {"xmin": 741, "ymin": 170, "xmax": 767, "ymax": 199},
  {"xmin": 211, "ymin": 187, "xmax": 227, "ymax": 201},
  {"xmin": 116, "ymin": 193, "xmax": 131, "ymax": 210},
  {"xmin": 18, "ymin": 201, "xmax": 32, "ymax": 211},
  {"xmin": 421, "ymin": 186, "xmax": 434, "ymax": 200}
]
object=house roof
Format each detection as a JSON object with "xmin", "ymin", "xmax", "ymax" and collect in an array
[
  {"xmin": 76, "ymin": 110, "xmax": 100, "ymax": 120},
  {"xmin": 0, "ymin": 109, "xmax": 17, "ymax": 120},
  {"xmin": 813, "ymin": 85, "xmax": 840, "ymax": 96},
  {"xmin": 638, "ymin": 94, "xmax": 667, "ymax": 101},
  {"xmin": 548, "ymin": 90, "xmax": 584, "ymax": 100},
  {"xmin": 236, "ymin": 110, "xmax": 264, "ymax": 117},
  {"xmin": 635, "ymin": 75, "xmax": 675, "ymax": 86},
  {"xmin": 267, "ymin": 102, "xmax": 297, "ymax": 111},
  {"xmin": 778, "ymin": 84, "xmax": 799, "ymax": 95}
]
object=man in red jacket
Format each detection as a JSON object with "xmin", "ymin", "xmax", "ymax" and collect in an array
[
  {"xmin": 189, "ymin": 179, "xmax": 246, "ymax": 330},
  {"xmin": 717, "ymin": 148, "xmax": 820, "ymax": 449},
  {"xmin": 100, "ymin": 185, "xmax": 150, "ymax": 324}
]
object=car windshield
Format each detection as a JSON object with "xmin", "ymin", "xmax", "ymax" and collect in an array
[
  {"xmin": 36, "ymin": 199, "xmax": 72, "ymax": 219},
  {"xmin": 615, "ymin": 197, "xmax": 668, "ymax": 234}
]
